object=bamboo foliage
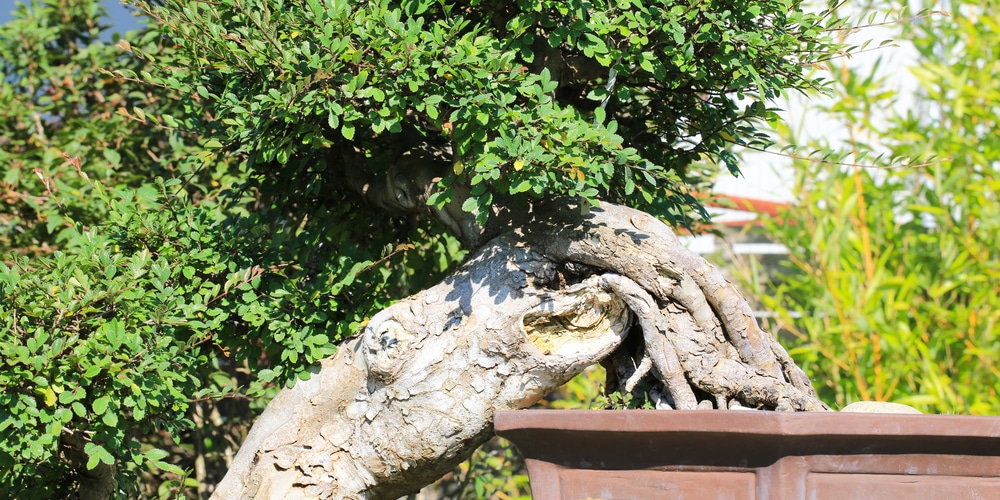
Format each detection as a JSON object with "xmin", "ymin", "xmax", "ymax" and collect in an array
[{"xmin": 737, "ymin": 0, "xmax": 1000, "ymax": 415}]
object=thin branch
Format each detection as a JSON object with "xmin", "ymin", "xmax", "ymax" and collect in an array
[
  {"xmin": 823, "ymin": 11, "xmax": 949, "ymax": 33},
  {"xmin": 740, "ymin": 144, "xmax": 949, "ymax": 170}
]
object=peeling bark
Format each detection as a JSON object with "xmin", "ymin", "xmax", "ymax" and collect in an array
[{"xmin": 212, "ymin": 201, "xmax": 827, "ymax": 499}]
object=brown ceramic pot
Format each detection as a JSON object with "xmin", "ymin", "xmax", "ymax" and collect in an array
[{"xmin": 494, "ymin": 410, "xmax": 1000, "ymax": 499}]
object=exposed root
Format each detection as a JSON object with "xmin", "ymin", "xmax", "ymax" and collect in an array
[
  {"xmin": 523, "ymin": 200, "xmax": 828, "ymax": 411},
  {"xmin": 622, "ymin": 354, "xmax": 651, "ymax": 394},
  {"xmin": 598, "ymin": 273, "xmax": 827, "ymax": 411}
]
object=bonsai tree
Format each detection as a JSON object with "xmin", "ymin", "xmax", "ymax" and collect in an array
[{"xmin": 1, "ymin": 0, "xmax": 848, "ymax": 497}]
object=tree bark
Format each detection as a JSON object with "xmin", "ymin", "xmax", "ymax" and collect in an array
[
  {"xmin": 212, "ymin": 200, "xmax": 827, "ymax": 499},
  {"xmin": 61, "ymin": 429, "xmax": 117, "ymax": 500}
]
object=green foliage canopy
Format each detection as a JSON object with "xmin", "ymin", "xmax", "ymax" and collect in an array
[{"xmin": 130, "ymin": 0, "xmax": 843, "ymax": 225}]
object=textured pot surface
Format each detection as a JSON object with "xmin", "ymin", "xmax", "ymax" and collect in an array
[{"xmin": 494, "ymin": 410, "xmax": 1000, "ymax": 499}]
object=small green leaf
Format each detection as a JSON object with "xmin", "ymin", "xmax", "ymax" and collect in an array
[
  {"xmin": 161, "ymin": 114, "xmax": 179, "ymax": 128},
  {"xmin": 144, "ymin": 448, "xmax": 169, "ymax": 462},
  {"xmin": 461, "ymin": 196, "xmax": 478, "ymax": 214},
  {"xmin": 594, "ymin": 107, "xmax": 606, "ymax": 124},
  {"xmin": 102, "ymin": 411, "xmax": 119, "ymax": 427},
  {"xmin": 102, "ymin": 148, "xmax": 121, "ymax": 166},
  {"xmin": 511, "ymin": 180, "xmax": 532, "ymax": 194},
  {"xmin": 85, "ymin": 443, "xmax": 115, "ymax": 470},
  {"xmin": 258, "ymin": 369, "xmax": 277, "ymax": 383},
  {"xmin": 92, "ymin": 396, "xmax": 109, "ymax": 415}
]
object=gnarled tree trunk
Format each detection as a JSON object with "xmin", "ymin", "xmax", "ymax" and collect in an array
[{"xmin": 212, "ymin": 200, "xmax": 827, "ymax": 499}]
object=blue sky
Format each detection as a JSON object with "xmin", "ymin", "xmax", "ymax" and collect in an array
[{"xmin": 1, "ymin": 0, "xmax": 145, "ymax": 35}]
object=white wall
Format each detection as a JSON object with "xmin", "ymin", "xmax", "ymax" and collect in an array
[{"xmin": 714, "ymin": 16, "xmax": 922, "ymax": 202}]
